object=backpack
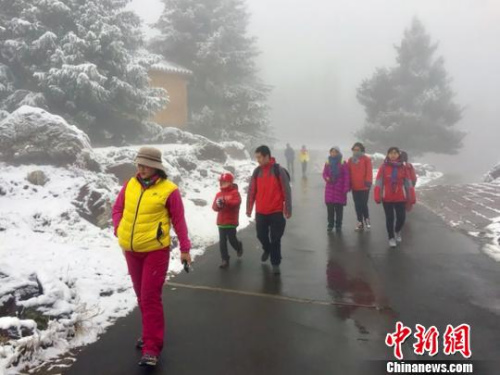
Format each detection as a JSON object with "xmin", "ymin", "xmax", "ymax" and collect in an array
[{"xmin": 252, "ymin": 163, "xmax": 291, "ymax": 182}]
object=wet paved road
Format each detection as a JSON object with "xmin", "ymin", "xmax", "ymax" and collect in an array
[{"xmin": 65, "ymin": 175, "xmax": 500, "ymax": 375}]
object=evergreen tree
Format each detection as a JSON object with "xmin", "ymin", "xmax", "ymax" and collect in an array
[
  {"xmin": 0, "ymin": 0, "xmax": 167, "ymax": 141},
  {"xmin": 357, "ymin": 18, "xmax": 465, "ymax": 156},
  {"xmin": 152, "ymin": 0, "xmax": 270, "ymax": 143}
]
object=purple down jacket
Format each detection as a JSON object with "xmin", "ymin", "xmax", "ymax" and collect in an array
[{"xmin": 323, "ymin": 161, "xmax": 351, "ymax": 205}]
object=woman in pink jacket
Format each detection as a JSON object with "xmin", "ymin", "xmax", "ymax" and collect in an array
[
  {"xmin": 323, "ymin": 147, "xmax": 351, "ymax": 232},
  {"xmin": 112, "ymin": 147, "xmax": 191, "ymax": 367}
]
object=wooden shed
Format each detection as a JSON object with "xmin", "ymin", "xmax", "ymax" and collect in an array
[{"xmin": 148, "ymin": 60, "xmax": 192, "ymax": 129}]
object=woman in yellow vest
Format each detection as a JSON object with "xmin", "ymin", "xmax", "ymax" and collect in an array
[{"xmin": 112, "ymin": 146, "xmax": 191, "ymax": 367}]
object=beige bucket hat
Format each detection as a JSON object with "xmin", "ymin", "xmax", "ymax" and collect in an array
[{"xmin": 135, "ymin": 146, "xmax": 167, "ymax": 174}]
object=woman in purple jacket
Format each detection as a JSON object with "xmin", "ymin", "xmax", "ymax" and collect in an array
[{"xmin": 323, "ymin": 147, "xmax": 351, "ymax": 233}]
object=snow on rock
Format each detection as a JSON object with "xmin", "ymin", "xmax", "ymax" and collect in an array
[
  {"xmin": 0, "ymin": 106, "xmax": 100, "ymax": 172},
  {"xmin": 369, "ymin": 152, "xmax": 442, "ymax": 187},
  {"xmin": 484, "ymin": 161, "xmax": 500, "ymax": 183},
  {"xmin": 0, "ymin": 163, "xmax": 133, "ymax": 373},
  {"xmin": 220, "ymin": 141, "xmax": 249, "ymax": 160},
  {"xmin": 483, "ymin": 218, "xmax": 500, "ymax": 262},
  {"xmin": 412, "ymin": 163, "xmax": 443, "ymax": 187},
  {"xmin": 0, "ymin": 124, "xmax": 255, "ymax": 373},
  {"xmin": 150, "ymin": 126, "xmax": 207, "ymax": 145}
]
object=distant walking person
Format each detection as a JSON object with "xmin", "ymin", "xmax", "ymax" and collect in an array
[
  {"xmin": 212, "ymin": 173, "xmax": 243, "ymax": 269},
  {"xmin": 348, "ymin": 142, "xmax": 373, "ymax": 231},
  {"xmin": 374, "ymin": 147, "xmax": 416, "ymax": 248},
  {"xmin": 247, "ymin": 146, "xmax": 292, "ymax": 275},
  {"xmin": 299, "ymin": 145, "xmax": 310, "ymax": 177},
  {"xmin": 322, "ymin": 147, "xmax": 350, "ymax": 233},
  {"xmin": 112, "ymin": 147, "xmax": 191, "ymax": 367},
  {"xmin": 284, "ymin": 143, "xmax": 296, "ymax": 179}
]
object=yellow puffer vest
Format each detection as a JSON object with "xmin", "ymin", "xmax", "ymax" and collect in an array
[{"xmin": 117, "ymin": 177, "xmax": 178, "ymax": 252}]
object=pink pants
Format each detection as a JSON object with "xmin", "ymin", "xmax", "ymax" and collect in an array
[{"xmin": 124, "ymin": 249, "xmax": 170, "ymax": 356}]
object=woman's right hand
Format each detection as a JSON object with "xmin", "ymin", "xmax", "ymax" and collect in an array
[{"xmin": 181, "ymin": 252, "xmax": 192, "ymax": 265}]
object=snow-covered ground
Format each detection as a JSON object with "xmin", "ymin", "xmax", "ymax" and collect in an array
[
  {"xmin": 0, "ymin": 109, "xmax": 256, "ymax": 373},
  {"xmin": 419, "ymin": 181, "xmax": 500, "ymax": 261}
]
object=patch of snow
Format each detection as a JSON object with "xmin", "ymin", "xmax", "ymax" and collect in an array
[
  {"xmin": 484, "ymin": 161, "xmax": 500, "ymax": 183},
  {"xmin": 482, "ymin": 218, "xmax": 500, "ymax": 262},
  {"xmin": 0, "ymin": 119, "xmax": 255, "ymax": 372}
]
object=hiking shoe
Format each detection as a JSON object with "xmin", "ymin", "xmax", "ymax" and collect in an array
[
  {"xmin": 389, "ymin": 238, "xmax": 397, "ymax": 248},
  {"xmin": 237, "ymin": 242, "xmax": 244, "ymax": 257},
  {"xmin": 365, "ymin": 219, "xmax": 371, "ymax": 230},
  {"xmin": 355, "ymin": 222, "xmax": 364, "ymax": 232},
  {"xmin": 135, "ymin": 338, "xmax": 143, "ymax": 350},
  {"xmin": 219, "ymin": 259, "xmax": 229, "ymax": 269},
  {"xmin": 395, "ymin": 232, "xmax": 402, "ymax": 243},
  {"xmin": 138, "ymin": 354, "xmax": 159, "ymax": 367},
  {"xmin": 272, "ymin": 265, "xmax": 281, "ymax": 275},
  {"xmin": 261, "ymin": 251, "xmax": 270, "ymax": 262},
  {"xmin": 327, "ymin": 225, "xmax": 334, "ymax": 233}
]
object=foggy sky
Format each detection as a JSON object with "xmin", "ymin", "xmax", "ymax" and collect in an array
[{"xmin": 130, "ymin": 0, "xmax": 500, "ymax": 181}]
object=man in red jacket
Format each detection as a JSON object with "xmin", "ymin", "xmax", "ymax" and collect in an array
[
  {"xmin": 212, "ymin": 173, "xmax": 243, "ymax": 269},
  {"xmin": 247, "ymin": 145, "xmax": 292, "ymax": 275}
]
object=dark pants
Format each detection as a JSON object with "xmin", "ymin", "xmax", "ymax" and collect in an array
[
  {"xmin": 327, "ymin": 203, "xmax": 344, "ymax": 228},
  {"xmin": 219, "ymin": 228, "xmax": 241, "ymax": 260},
  {"xmin": 256, "ymin": 213, "xmax": 286, "ymax": 266},
  {"xmin": 383, "ymin": 202, "xmax": 406, "ymax": 239},
  {"xmin": 302, "ymin": 162, "xmax": 308, "ymax": 176},
  {"xmin": 286, "ymin": 159, "xmax": 295, "ymax": 179},
  {"xmin": 352, "ymin": 190, "xmax": 370, "ymax": 223}
]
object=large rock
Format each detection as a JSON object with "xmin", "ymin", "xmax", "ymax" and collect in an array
[
  {"xmin": 106, "ymin": 163, "xmax": 136, "ymax": 185},
  {"xmin": 27, "ymin": 170, "xmax": 49, "ymax": 186},
  {"xmin": 73, "ymin": 179, "xmax": 114, "ymax": 229},
  {"xmin": 0, "ymin": 106, "xmax": 101, "ymax": 171},
  {"xmin": 177, "ymin": 156, "xmax": 197, "ymax": 172},
  {"xmin": 221, "ymin": 142, "xmax": 248, "ymax": 160},
  {"xmin": 196, "ymin": 142, "xmax": 227, "ymax": 163}
]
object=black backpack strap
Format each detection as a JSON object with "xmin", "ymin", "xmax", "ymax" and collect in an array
[{"xmin": 252, "ymin": 166, "xmax": 261, "ymax": 180}]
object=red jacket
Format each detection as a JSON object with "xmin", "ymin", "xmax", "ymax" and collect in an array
[
  {"xmin": 246, "ymin": 158, "xmax": 292, "ymax": 216},
  {"xmin": 348, "ymin": 155, "xmax": 373, "ymax": 191},
  {"xmin": 374, "ymin": 162, "xmax": 416, "ymax": 204},
  {"xmin": 212, "ymin": 184, "xmax": 241, "ymax": 226}
]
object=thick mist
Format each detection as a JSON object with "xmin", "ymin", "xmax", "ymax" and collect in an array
[{"xmin": 131, "ymin": 0, "xmax": 500, "ymax": 181}]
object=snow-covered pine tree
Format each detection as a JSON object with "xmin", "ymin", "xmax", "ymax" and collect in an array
[
  {"xmin": 356, "ymin": 18, "xmax": 465, "ymax": 156},
  {"xmin": 0, "ymin": 0, "xmax": 167, "ymax": 141},
  {"xmin": 152, "ymin": 0, "xmax": 271, "ymax": 144}
]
